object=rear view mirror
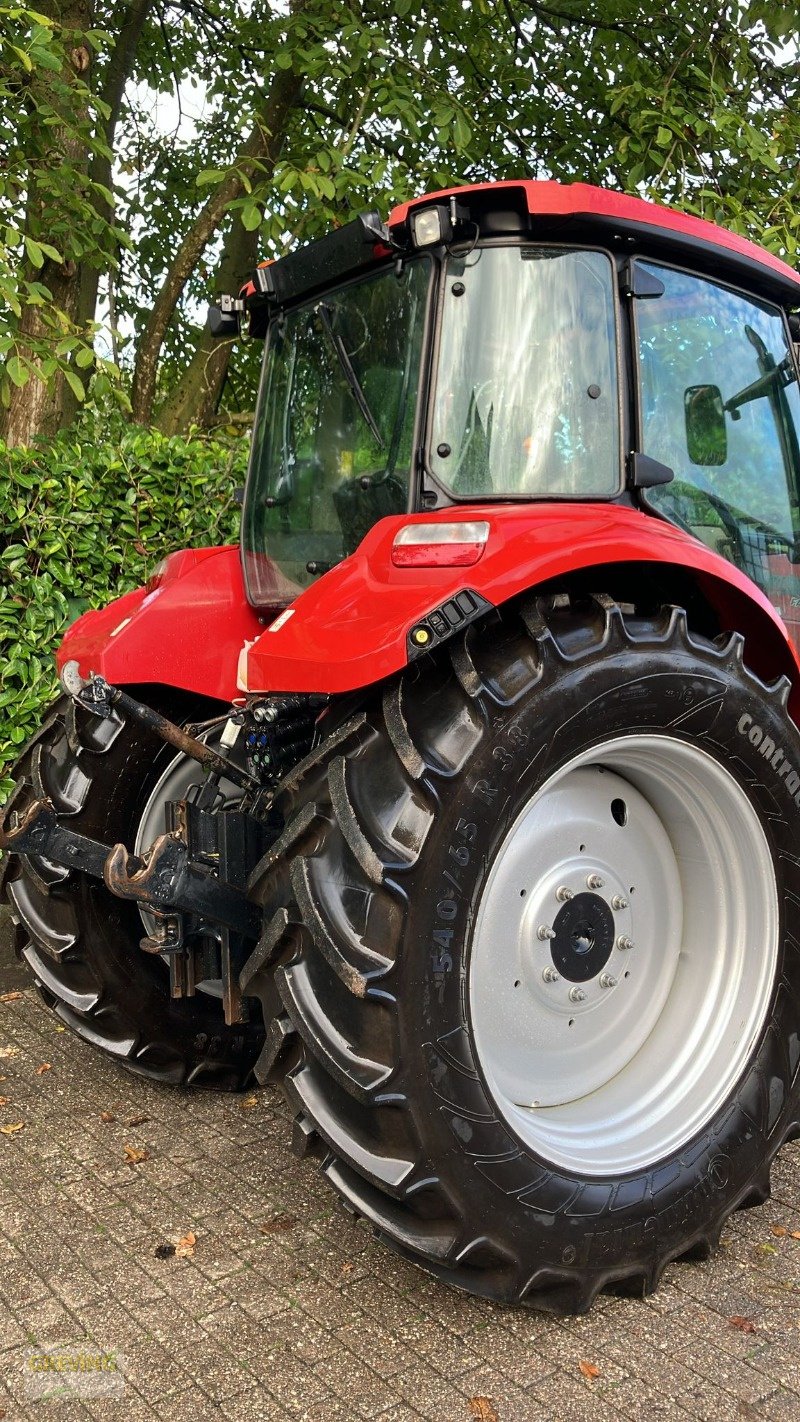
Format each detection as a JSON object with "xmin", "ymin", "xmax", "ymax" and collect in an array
[{"xmin": 684, "ymin": 384, "xmax": 727, "ymax": 466}]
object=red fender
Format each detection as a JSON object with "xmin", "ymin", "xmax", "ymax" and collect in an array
[
  {"xmin": 242, "ymin": 504, "xmax": 800, "ymax": 699},
  {"xmin": 57, "ymin": 546, "xmax": 262, "ymax": 703},
  {"xmin": 57, "ymin": 510, "xmax": 800, "ymax": 715}
]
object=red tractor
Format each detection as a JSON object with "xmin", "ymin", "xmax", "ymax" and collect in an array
[{"xmin": 5, "ymin": 180, "xmax": 800, "ymax": 1313}]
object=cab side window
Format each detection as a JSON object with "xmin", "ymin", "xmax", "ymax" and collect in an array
[{"xmin": 636, "ymin": 263, "xmax": 800, "ymax": 644}]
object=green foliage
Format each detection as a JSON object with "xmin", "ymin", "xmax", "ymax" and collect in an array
[
  {"xmin": 0, "ymin": 3, "xmax": 124, "ymax": 411},
  {"xmin": 0, "ymin": 420, "xmax": 245, "ymax": 794}
]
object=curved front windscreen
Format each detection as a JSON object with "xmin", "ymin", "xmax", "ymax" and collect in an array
[
  {"xmin": 430, "ymin": 246, "xmax": 620, "ymax": 498},
  {"xmin": 242, "ymin": 258, "xmax": 430, "ymax": 608}
]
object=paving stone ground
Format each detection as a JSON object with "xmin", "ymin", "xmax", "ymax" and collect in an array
[{"xmin": 1, "ymin": 917, "xmax": 800, "ymax": 1421}]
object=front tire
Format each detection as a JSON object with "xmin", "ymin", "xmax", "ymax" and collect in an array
[
  {"xmin": 2, "ymin": 692, "xmax": 265, "ymax": 1089},
  {"xmin": 246, "ymin": 595, "xmax": 800, "ymax": 1311}
]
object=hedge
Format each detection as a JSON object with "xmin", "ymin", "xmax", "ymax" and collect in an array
[{"xmin": 0, "ymin": 421, "xmax": 246, "ymax": 799}]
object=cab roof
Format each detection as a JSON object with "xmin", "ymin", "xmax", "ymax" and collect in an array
[{"xmin": 390, "ymin": 180, "xmax": 800, "ymax": 303}]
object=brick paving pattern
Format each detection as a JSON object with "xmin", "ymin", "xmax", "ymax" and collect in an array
[{"xmin": 1, "ymin": 963, "xmax": 800, "ymax": 1419}]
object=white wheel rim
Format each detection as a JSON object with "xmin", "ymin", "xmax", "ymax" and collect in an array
[{"xmin": 469, "ymin": 734, "xmax": 779, "ymax": 1176}]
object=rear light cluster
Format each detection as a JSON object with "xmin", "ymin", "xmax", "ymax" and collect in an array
[{"xmin": 391, "ymin": 521, "xmax": 490, "ymax": 568}]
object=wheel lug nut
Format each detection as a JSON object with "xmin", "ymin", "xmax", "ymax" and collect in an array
[
  {"xmin": 537, "ymin": 925, "xmax": 556, "ymax": 941},
  {"xmin": 568, "ymin": 986, "xmax": 586, "ymax": 1003},
  {"xmin": 542, "ymin": 966, "xmax": 559, "ymax": 983},
  {"xmin": 556, "ymin": 885, "xmax": 573, "ymax": 902},
  {"xmin": 617, "ymin": 935, "xmax": 635, "ymax": 951},
  {"xmin": 599, "ymin": 973, "xmax": 617, "ymax": 989},
  {"xmin": 587, "ymin": 874, "xmax": 604, "ymax": 890},
  {"xmin": 611, "ymin": 895, "xmax": 628, "ymax": 910}
]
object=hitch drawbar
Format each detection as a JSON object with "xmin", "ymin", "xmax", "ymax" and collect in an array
[{"xmin": 0, "ymin": 797, "xmax": 262, "ymax": 941}]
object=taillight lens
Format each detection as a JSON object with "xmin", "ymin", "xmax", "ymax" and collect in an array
[{"xmin": 391, "ymin": 521, "xmax": 490, "ymax": 568}]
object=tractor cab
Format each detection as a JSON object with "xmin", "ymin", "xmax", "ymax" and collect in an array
[{"xmin": 232, "ymin": 182, "xmax": 800, "ymax": 648}]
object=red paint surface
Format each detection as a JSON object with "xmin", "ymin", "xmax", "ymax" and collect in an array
[
  {"xmin": 57, "ymin": 546, "xmax": 262, "ymax": 703},
  {"xmin": 388, "ymin": 181, "xmax": 800, "ymax": 294},
  {"xmin": 55, "ymin": 511, "xmax": 800, "ymax": 706},
  {"xmin": 245, "ymin": 505, "xmax": 800, "ymax": 694}
]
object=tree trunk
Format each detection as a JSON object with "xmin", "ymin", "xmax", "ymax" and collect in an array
[
  {"xmin": 155, "ymin": 214, "xmax": 259, "ymax": 435},
  {"xmin": 130, "ymin": 62, "xmax": 304, "ymax": 426},
  {"xmin": 1, "ymin": 0, "xmax": 92, "ymax": 446},
  {"xmin": 75, "ymin": 0, "xmax": 156, "ymax": 336}
]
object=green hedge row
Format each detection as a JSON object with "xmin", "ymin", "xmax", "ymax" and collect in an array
[{"xmin": 0, "ymin": 421, "xmax": 246, "ymax": 798}]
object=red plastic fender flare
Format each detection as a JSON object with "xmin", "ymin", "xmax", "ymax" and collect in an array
[
  {"xmin": 56, "ymin": 546, "xmax": 262, "ymax": 703},
  {"xmin": 242, "ymin": 504, "xmax": 800, "ymax": 701}
]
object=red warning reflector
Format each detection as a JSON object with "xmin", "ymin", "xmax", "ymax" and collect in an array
[{"xmin": 392, "ymin": 521, "xmax": 490, "ymax": 568}]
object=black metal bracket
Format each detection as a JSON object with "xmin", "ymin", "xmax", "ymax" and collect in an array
[{"xmin": 0, "ymin": 797, "xmax": 261, "ymax": 942}]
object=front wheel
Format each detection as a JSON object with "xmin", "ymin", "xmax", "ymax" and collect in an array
[{"xmin": 246, "ymin": 595, "xmax": 800, "ymax": 1311}]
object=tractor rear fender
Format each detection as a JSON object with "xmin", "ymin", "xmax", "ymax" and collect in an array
[
  {"xmin": 241, "ymin": 504, "xmax": 800, "ymax": 717},
  {"xmin": 56, "ymin": 546, "xmax": 262, "ymax": 703},
  {"xmin": 56, "ymin": 511, "xmax": 800, "ymax": 722}
]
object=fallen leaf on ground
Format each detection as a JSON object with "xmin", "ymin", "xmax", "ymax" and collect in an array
[
  {"xmin": 0, "ymin": 992, "xmax": 22, "ymax": 1004},
  {"xmin": 154, "ymin": 1242, "xmax": 176, "ymax": 1260},
  {"xmin": 53, "ymin": 1025, "xmax": 66, "ymax": 1033},
  {"xmin": 468, "ymin": 1399, "xmax": 499, "ymax": 1422},
  {"xmin": 0, "ymin": 1097, "xmax": 9, "ymax": 1107},
  {"xmin": 0, "ymin": 1047, "xmax": 19, "ymax": 1059},
  {"xmin": 99, "ymin": 1111, "xmax": 116, "ymax": 1123},
  {"xmin": 0, "ymin": 1122, "xmax": 24, "ymax": 1135},
  {"xmin": 771, "ymin": 1224, "xmax": 787, "ymax": 1237},
  {"xmin": 240, "ymin": 1094, "xmax": 259, "ymax": 1109},
  {"xmin": 756, "ymin": 1242, "xmax": 778, "ymax": 1257},
  {"xmin": 123, "ymin": 1144, "xmax": 148, "ymax": 1164},
  {"xmin": 729, "ymin": 1315, "xmax": 757, "ymax": 1334},
  {"xmin": 35, "ymin": 1063, "xmax": 51, "ymax": 1075},
  {"xmin": 174, "ymin": 1231, "xmax": 196, "ymax": 1258},
  {"xmin": 260, "ymin": 1214, "xmax": 297, "ymax": 1234},
  {"xmin": 341, "ymin": 1260, "xmax": 354, "ymax": 1276},
  {"xmin": 579, "ymin": 1361, "xmax": 601, "ymax": 1381},
  {"xmin": 127, "ymin": 1113, "xmax": 149, "ymax": 1126},
  {"xmin": 791, "ymin": 1231, "xmax": 800, "ymax": 1241}
]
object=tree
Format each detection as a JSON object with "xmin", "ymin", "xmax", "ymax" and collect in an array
[
  {"xmin": 2, "ymin": 1, "xmax": 800, "ymax": 446},
  {"xmin": 0, "ymin": 2, "xmax": 124, "ymax": 440}
]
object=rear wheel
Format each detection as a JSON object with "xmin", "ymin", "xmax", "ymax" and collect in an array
[
  {"xmin": 2, "ymin": 692, "xmax": 265, "ymax": 1089},
  {"xmin": 245, "ymin": 595, "xmax": 800, "ymax": 1310}
]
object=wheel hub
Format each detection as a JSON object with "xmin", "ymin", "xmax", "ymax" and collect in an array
[{"xmin": 550, "ymin": 892, "xmax": 614, "ymax": 982}]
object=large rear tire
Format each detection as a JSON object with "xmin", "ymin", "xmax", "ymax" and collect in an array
[
  {"xmin": 2, "ymin": 692, "xmax": 265, "ymax": 1089},
  {"xmin": 245, "ymin": 595, "xmax": 800, "ymax": 1310}
]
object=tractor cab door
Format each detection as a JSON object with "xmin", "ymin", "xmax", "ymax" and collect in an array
[{"xmin": 634, "ymin": 262, "xmax": 800, "ymax": 649}]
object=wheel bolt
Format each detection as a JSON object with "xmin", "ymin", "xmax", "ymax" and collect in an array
[
  {"xmin": 568, "ymin": 986, "xmax": 586, "ymax": 1003},
  {"xmin": 542, "ymin": 966, "xmax": 559, "ymax": 983},
  {"xmin": 599, "ymin": 973, "xmax": 617, "ymax": 989},
  {"xmin": 587, "ymin": 873, "xmax": 604, "ymax": 890},
  {"xmin": 611, "ymin": 895, "xmax": 628, "ymax": 910},
  {"xmin": 556, "ymin": 885, "xmax": 573, "ymax": 902},
  {"xmin": 537, "ymin": 924, "xmax": 556, "ymax": 941},
  {"xmin": 617, "ymin": 935, "xmax": 635, "ymax": 951}
]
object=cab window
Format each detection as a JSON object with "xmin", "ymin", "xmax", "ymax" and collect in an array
[{"xmin": 636, "ymin": 263, "xmax": 800, "ymax": 645}]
